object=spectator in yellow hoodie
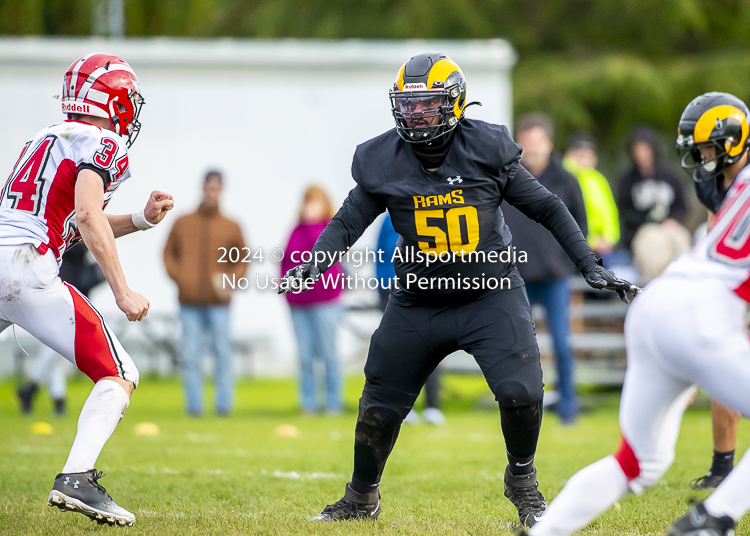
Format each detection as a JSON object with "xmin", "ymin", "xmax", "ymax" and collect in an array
[{"xmin": 563, "ymin": 133, "xmax": 620, "ymax": 257}]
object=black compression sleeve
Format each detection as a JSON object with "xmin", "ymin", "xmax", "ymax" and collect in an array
[
  {"xmin": 311, "ymin": 185, "xmax": 386, "ymax": 272},
  {"xmin": 78, "ymin": 163, "xmax": 111, "ymax": 190},
  {"xmin": 504, "ymin": 163, "xmax": 596, "ymax": 272}
]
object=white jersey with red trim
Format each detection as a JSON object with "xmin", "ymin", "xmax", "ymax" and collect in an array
[
  {"xmin": 0, "ymin": 120, "xmax": 130, "ymax": 261},
  {"xmin": 663, "ymin": 165, "xmax": 750, "ymax": 301}
]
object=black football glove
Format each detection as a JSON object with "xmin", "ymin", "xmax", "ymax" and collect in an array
[
  {"xmin": 581, "ymin": 258, "xmax": 642, "ymax": 304},
  {"xmin": 278, "ymin": 263, "xmax": 322, "ymax": 295}
]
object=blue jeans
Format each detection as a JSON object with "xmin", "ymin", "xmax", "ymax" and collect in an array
[
  {"xmin": 526, "ymin": 279, "xmax": 578, "ymax": 422},
  {"xmin": 290, "ymin": 303, "xmax": 342, "ymax": 412},
  {"xmin": 179, "ymin": 305, "xmax": 234, "ymax": 415}
]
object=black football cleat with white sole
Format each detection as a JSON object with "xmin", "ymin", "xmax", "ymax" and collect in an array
[
  {"xmin": 311, "ymin": 482, "xmax": 381, "ymax": 521},
  {"xmin": 48, "ymin": 469, "xmax": 135, "ymax": 526},
  {"xmin": 504, "ymin": 465, "xmax": 547, "ymax": 527},
  {"xmin": 667, "ymin": 503, "xmax": 734, "ymax": 536}
]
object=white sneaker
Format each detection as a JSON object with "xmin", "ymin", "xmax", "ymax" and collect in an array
[
  {"xmin": 403, "ymin": 409, "xmax": 421, "ymax": 424},
  {"xmin": 422, "ymin": 407, "xmax": 446, "ymax": 426}
]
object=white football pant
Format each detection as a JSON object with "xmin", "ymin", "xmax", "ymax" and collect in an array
[
  {"xmin": 0, "ymin": 244, "xmax": 138, "ymax": 386},
  {"xmin": 530, "ymin": 275, "xmax": 750, "ymax": 535}
]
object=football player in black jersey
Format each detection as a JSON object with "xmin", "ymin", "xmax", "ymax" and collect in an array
[{"xmin": 280, "ymin": 52, "xmax": 639, "ymax": 528}]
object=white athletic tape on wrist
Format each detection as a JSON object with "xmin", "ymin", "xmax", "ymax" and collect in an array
[{"xmin": 132, "ymin": 209, "xmax": 156, "ymax": 231}]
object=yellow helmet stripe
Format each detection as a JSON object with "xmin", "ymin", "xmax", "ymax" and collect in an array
[
  {"xmin": 425, "ymin": 58, "xmax": 465, "ymax": 118},
  {"xmin": 694, "ymin": 104, "xmax": 750, "ymax": 156},
  {"xmin": 395, "ymin": 62, "xmax": 406, "ymax": 91},
  {"xmin": 426, "ymin": 58, "xmax": 461, "ymax": 89}
]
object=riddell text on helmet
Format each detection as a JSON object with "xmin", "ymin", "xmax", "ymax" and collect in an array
[{"xmin": 62, "ymin": 102, "xmax": 93, "ymax": 114}]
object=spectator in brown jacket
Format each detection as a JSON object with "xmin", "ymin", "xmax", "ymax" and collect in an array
[{"xmin": 163, "ymin": 170, "xmax": 247, "ymax": 415}]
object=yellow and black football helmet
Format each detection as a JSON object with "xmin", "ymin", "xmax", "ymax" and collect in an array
[
  {"xmin": 390, "ymin": 52, "xmax": 467, "ymax": 143},
  {"xmin": 676, "ymin": 92, "xmax": 750, "ymax": 182}
]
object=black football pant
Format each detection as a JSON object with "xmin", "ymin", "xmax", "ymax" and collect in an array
[
  {"xmin": 377, "ymin": 289, "xmax": 443, "ymax": 410},
  {"xmin": 352, "ymin": 286, "xmax": 545, "ymax": 489}
]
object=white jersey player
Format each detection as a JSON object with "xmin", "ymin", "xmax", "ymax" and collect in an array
[
  {"xmin": 0, "ymin": 53, "xmax": 173, "ymax": 526},
  {"xmin": 526, "ymin": 93, "xmax": 750, "ymax": 536}
]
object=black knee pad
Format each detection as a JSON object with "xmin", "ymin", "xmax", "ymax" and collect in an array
[
  {"xmin": 358, "ymin": 382, "xmax": 416, "ymax": 429},
  {"xmin": 358, "ymin": 400, "xmax": 403, "ymax": 430},
  {"xmin": 491, "ymin": 379, "xmax": 542, "ymax": 408}
]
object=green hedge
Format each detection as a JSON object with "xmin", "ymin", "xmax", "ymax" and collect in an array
[{"xmin": 514, "ymin": 51, "xmax": 750, "ymax": 179}]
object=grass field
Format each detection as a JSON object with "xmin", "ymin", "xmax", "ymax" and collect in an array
[{"xmin": 0, "ymin": 375, "xmax": 748, "ymax": 535}]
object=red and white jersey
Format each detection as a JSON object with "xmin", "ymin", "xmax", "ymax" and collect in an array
[
  {"xmin": 0, "ymin": 120, "xmax": 131, "ymax": 261},
  {"xmin": 663, "ymin": 165, "xmax": 750, "ymax": 302}
]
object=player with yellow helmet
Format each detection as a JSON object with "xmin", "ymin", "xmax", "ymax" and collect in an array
[
  {"xmin": 281, "ymin": 52, "xmax": 638, "ymax": 528},
  {"xmin": 521, "ymin": 94, "xmax": 750, "ymax": 536},
  {"xmin": 677, "ymin": 92, "xmax": 750, "ymax": 212},
  {"xmin": 677, "ymin": 94, "xmax": 750, "ymax": 497},
  {"xmin": 389, "ymin": 53, "xmax": 469, "ymax": 143}
]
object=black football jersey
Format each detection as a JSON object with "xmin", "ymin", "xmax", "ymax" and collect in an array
[{"xmin": 313, "ymin": 118, "xmax": 595, "ymax": 306}]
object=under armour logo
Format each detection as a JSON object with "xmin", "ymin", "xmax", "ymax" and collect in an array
[
  {"xmin": 447, "ymin": 176, "xmax": 463, "ymax": 185},
  {"xmin": 63, "ymin": 476, "xmax": 80, "ymax": 489}
]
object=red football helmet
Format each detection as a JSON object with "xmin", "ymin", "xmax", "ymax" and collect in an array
[{"xmin": 61, "ymin": 52, "xmax": 144, "ymax": 147}]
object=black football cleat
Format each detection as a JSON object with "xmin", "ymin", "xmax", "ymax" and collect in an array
[
  {"xmin": 48, "ymin": 469, "xmax": 135, "ymax": 526},
  {"xmin": 17, "ymin": 383, "xmax": 38, "ymax": 414},
  {"xmin": 504, "ymin": 465, "xmax": 547, "ymax": 527},
  {"xmin": 311, "ymin": 482, "xmax": 381, "ymax": 521},
  {"xmin": 690, "ymin": 472, "xmax": 727, "ymax": 491},
  {"xmin": 667, "ymin": 503, "xmax": 734, "ymax": 536}
]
